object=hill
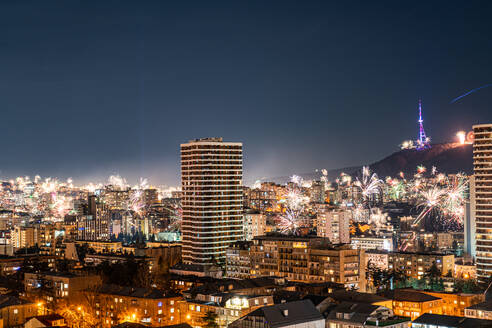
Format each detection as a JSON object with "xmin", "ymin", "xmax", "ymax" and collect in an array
[
  {"xmin": 367, "ymin": 143, "xmax": 473, "ymax": 178},
  {"xmin": 256, "ymin": 143, "xmax": 473, "ymax": 185}
]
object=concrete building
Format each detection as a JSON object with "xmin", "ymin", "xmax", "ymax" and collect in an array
[
  {"xmin": 0, "ymin": 295, "xmax": 38, "ymax": 327},
  {"xmin": 244, "ymin": 209, "xmax": 265, "ymax": 241},
  {"xmin": 250, "ymin": 235, "xmax": 366, "ymax": 291},
  {"xmin": 351, "ymin": 236, "xmax": 393, "ymax": 252},
  {"xmin": 388, "ymin": 252, "xmax": 455, "ymax": 280},
  {"xmin": 325, "ymin": 302, "xmax": 409, "ymax": 328},
  {"xmin": 365, "ymin": 250, "xmax": 390, "ymax": 270},
  {"xmin": 382, "ymin": 290, "xmax": 443, "ymax": 321},
  {"xmin": 473, "ymin": 124, "xmax": 492, "ymax": 282},
  {"xmin": 24, "ymin": 272, "xmax": 102, "ymax": 301},
  {"xmin": 10, "ymin": 226, "xmax": 37, "ymax": 249},
  {"xmin": 181, "ymin": 138, "xmax": 243, "ymax": 265},
  {"xmin": 184, "ymin": 293, "xmax": 274, "ymax": 328},
  {"xmin": 83, "ymin": 284, "xmax": 182, "ymax": 328},
  {"xmin": 464, "ymin": 175, "xmax": 476, "ymax": 258},
  {"xmin": 465, "ymin": 301, "xmax": 492, "ymax": 320},
  {"xmin": 413, "ymin": 313, "xmax": 492, "ymax": 328},
  {"xmin": 316, "ymin": 206, "xmax": 350, "ymax": 244},
  {"xmin": 226, "ymin": 241, "xmax": 252, "ymax": 279},
  {"xmin": 229, "ymin": 300, "xmax": 325, "ymax": 328}
]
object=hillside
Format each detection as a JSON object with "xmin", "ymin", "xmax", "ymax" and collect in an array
[
  {"xmin": 258, "ymin": 143, "xmax": 473, "ymax": 185},
  {"xmin": 367, "ymin": 143, "xmax": 473, "ymax": 178}
]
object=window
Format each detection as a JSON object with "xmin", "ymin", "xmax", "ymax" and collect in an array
[
  {"xmin": 13, "ymin": 309, "xmax": 18, "ymax": 314},
  {"xmin": 171, "ymin": 308, "xmax": 175, "ymax": 313},
  {"xmin": 158, "ymin": 302, "xmax": 162, "ymax": 307},
  {"xmin": 197, "ymin": 306, "xmax": 201, "ymax": 312}
]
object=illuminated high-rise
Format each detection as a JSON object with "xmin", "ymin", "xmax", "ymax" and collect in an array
[
  {"xmin": 181, "ymin": 138, "xmax": 243, "ymax": 265},
  {"xmin": 473, "ymin": 124, "xmax": 492, "ymax": 282}
]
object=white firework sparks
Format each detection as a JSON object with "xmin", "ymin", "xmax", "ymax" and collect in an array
[
  {"xmin": 355, "ymin": 166, "xmax": 382, "ymax": 204},
  {"xmin": 368, "ymin": 208, "xmax": 390, "ymax": 233}
]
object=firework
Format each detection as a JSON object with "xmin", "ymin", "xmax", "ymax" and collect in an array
[
  {"xmin": 441, "ymin": 174, "xmax": 468, "ymax": 222},
  {"xmin": 368, "ymin": 208, "xmax": 390, "ymax": 233},
  {"xmin": 401, "ymin": 140, "xmax": 415, "ymax": 150},
  {"xmin": 414, "ymin": 186, "xmax": 446, "ymax": 225},
  {"xmin": 355, "ymin": 166, "xmax": 382, "ymax": 205},
  {"xmin": 275, "ymin": 184, "xmax": 308, "ymax": 234},
  {"xmin": 386, "ymin": 178, "xmax": 406, "ymax": 201},
  {"xmin": 108, "ymin": 175, "xmax": 128, "ymax": 190}
]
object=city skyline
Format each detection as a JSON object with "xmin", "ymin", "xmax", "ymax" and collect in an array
[{"xmin": 1, "ymin": 1, "xmax": 492, "ymax": 185}]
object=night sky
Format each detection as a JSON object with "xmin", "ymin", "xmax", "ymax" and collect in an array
[{"xmin": 1, "ymin": 1, "xmax": 491, "ymax": 186}]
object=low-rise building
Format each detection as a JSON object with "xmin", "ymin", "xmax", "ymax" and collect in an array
[
  {"xmin": 413, "ymin": 313, "xmax": 492, "ymax": 328},
  {"xmin": 382, "ymin": 290, "xmax": 443, "ymax": 320},
  {"xmin": 455, "ymin": 260, "xmax": 477, "ymax": 280},
  {"xmin": 184, "ymin": 293, "xmax": 274, "ymax": 328},
  {"xmin": 75, "ymin": 240, "xmax": 123, "ymax": 253},
  {"xmin": 388, "ymin": 252, "xmax": 454, "ymax": 279},
  {"xmin": 325, "ymin": 302, "xmax": 410, "ymax": 328},
  {"xmin": 351, "ymin": 236, "xmax": 393, "ymax": 251},
  {"xmin": 365, "ymin": 250, "xmax": 390, "ymax": 270},
  {"xmin": 465, "ymin": 301, "xmax": 492, "ymax": 320},
  {"xmin": 420, "ymin": 290, "xmax": 484, "ymax": 317},
  {"xmin": 25, "ymin": 314, "xmax": 67, "ymax": 328},
  {"xmin": 24, "ymin": 272, "xmax": 101, "ymax": 301},
  {"xmin": 226, "ymin": 241, "xmax": 252, "ymax": 279},
  {"xmin": 84, "ymin": 284, "xmax": 183, "ymax": 328},
  {"xmin": 229, "ymin": 300, "xmax": 325, "ymax": 328},
  {"xmin": 0, "ymin": 295, "xmax": 38, "ymax": 327}
]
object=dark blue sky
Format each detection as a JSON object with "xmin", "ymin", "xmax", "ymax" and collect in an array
[{"xmin": 1, "ymin": 1, "xmax": 491, "ymax": 185}]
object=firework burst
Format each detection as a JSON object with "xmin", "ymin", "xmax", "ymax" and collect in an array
[{"xmin": 355, "ymin": 166, "xmax": 382, "ymax": 206}]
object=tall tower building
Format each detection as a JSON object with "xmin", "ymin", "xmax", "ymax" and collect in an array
[
  {"xmin": 416, "ymin": 99, "xmax": 430, "ymax": 150},
  {"xmin": 464, "ymin": 175, "xmax": 476, "ymax": 258},
  {"xmin": 473, "ymin": 124, "xmax": 492, "ymax": 282},
  {"xmin": 181, "ymin": 138, "xmax": 243, "ymax": 266}
]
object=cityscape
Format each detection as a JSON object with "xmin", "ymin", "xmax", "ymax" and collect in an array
[{"xmin": 1, "ymin": 1, "xmax": 492, "ymax": 328}]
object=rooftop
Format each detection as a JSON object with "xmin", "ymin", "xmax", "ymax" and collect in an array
[
  {"xmin": 95, "ymin": 284, "xmax": 181, "ymax": 299},
  {"xmin": 466, "ymin": 301, "xmax": 492, "ymax": 311},
  {"xmin": 242, "ymin": 300, "xmax": 324, "ymax": 328},
  {"xmin": 413, "ymin": 313, "xmax": 492, "ymax": 328},
  {"xmin": 381, "ymin": 290, "xmax": 441, "ymax": 303},
  {"xmin": 329, "ymin": 290, "xmax": 390, "ymax": 304}
]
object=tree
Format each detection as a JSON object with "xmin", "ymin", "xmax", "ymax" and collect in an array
[{"xmin": 202, "ymin": 310, "xmax": 219, "ymax": 328}]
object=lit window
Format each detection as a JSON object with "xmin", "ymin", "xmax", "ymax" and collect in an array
[
  {"xmin": 13, "ymin": 309, "xmax": 18, "ymax": 314},
  {"xmin": 171, "ymin": 308, "xmax": 175, "ymax": 313},
  {"xmin": 158, "ymin": 302, "xmax": 162, "ymax": 307},
  {"xmin": 158, "ymin": 310, "xmax": 162, "ymax": 314}
]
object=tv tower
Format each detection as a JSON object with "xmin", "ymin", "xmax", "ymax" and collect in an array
[{"xmin": 416, "ymin": 99, "xmax": 430, "ymax": 150}]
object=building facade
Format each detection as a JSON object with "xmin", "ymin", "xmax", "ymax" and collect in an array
[
  {"xmin": 250, "ymin": 235, "xmax": 366, "ymax": 291},
  {"xmin": 473, "ymin": 124, "xmax": 492, "ymax": 282},
  {"xmin": 181, "ymin": 138, "xmax": 243, "ymax": 265},
  {"xmin": 388, "ymin": 252, "xmax": 454, "ymax": 280},
  {"xmin": 316, "ymin": 206, "xmax": 350, "ymax": 244}
]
